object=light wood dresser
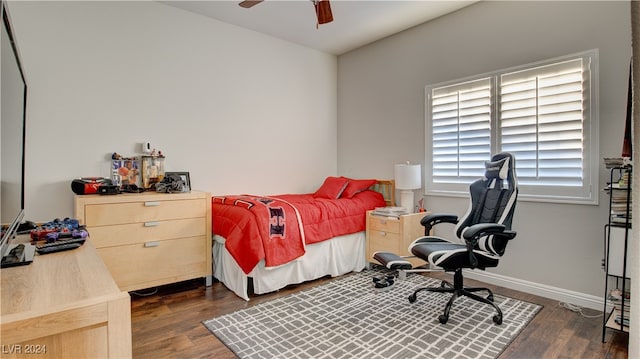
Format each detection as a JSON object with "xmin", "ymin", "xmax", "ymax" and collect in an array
[
  {"xmin": 366, "ymin": 210, "xmax": 429, "ymax": 268},
  {"xmin": 1, "ymin": 237, "xmax": 132, "ymax": 358},
  {"xmin": 74, "ymin": 190, "xmax": 212, "ymax": 292}
]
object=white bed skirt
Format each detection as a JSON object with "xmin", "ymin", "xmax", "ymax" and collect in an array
[{"xmin": 213, "ymin": 232, "xmax": 367, "ymax": 301}]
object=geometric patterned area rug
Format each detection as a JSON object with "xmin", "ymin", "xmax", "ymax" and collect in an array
[{"xmin": 203, "ymin": 268, "xmax": 542, "ymax": 359}]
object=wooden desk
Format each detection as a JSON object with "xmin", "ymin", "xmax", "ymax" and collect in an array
[{"xmin": 1, "ymin": 236, "xmax": 132, "ymax": 358}]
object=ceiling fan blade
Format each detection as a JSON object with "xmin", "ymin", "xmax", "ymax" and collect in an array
[
  {"xmin": 314, "ymin": 0, "xmax": 333, "ymax": 25},
  {"xmin": 239, "ymin": 0, "xmax": 263, "ymax": 9}
]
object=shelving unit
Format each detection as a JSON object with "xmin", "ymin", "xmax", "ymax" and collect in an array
[{"xmin": 602, "ymin": 166, "xmax": 632, "ymax": 342}]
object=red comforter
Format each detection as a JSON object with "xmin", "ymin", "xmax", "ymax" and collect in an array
[{"xmin": 212, "ymin": 190, "xmax": 386, "ymax": 274}]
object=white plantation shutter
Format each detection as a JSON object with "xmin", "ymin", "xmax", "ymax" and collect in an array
[
  {"xmin": 500, "ymin": 58, "xmax": 585, "ymax": 186},
  {"xmin": 426, "ymin": 50, "xmax": 598, "ymax": 203},
  {"xmin": 431, "ymin": 78, "xmax": 492, "ymax": 185}
]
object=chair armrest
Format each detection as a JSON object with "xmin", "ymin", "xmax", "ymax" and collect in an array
[
  {"xmin": 462, "ymin": 223, "xmax": 506, "ymax": 241},
  {"xmin": 462, "ymin": 223, "xmax": 516, "ymax": 268},
  {"xmin": 420, "ymin": 213, "xmax": 459, "ymax": 234}
]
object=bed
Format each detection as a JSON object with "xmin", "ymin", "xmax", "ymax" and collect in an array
[{"xmin": 212, "ymin": 177, "xmax": 394, "ymax": 300}]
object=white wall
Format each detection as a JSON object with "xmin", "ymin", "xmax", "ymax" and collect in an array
[
  {"xmin": 6, "ymin": 0, "xmax": 633, "ymax": 302},
  {"xmin": 8, "ymin": 1, "xmax": 337, "ymax": 221},
  {"xmin": 338, "ymin": 1, "xmax": 632, "ymax": 299}
]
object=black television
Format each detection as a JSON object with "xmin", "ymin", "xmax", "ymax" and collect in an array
[{"xmin": 1, "ymin": 0, "xmax": 32, "ymax": 267}]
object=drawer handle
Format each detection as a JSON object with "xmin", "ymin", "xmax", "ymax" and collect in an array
[
  {"xmin": 144, "ymin": 241, "xmax": 160, "ymax": 248},
  {"xmin": 144, "ymin": 201, "xmax": 160, "ymax": 207},
  {"xmin": 144, "ymin": 221, "xmax": 160, "ymax": 227},
  {"xmin": 379, "ymin": 231, "xmax": 386, "ymax": 236},
  {"xmin": 380, "ymin": 220, "xmax": 387, "ymax": 224}
]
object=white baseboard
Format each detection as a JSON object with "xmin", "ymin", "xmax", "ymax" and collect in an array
[{"xmin": 462, "ymin": 270, "xmax": 604, "ymax": 311}]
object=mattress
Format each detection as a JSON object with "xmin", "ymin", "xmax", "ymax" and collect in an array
[{"xmin": 213, "ymin": 232, "xmax": 367, "ymax": 301}]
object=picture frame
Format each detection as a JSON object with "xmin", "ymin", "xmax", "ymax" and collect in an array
[
  {"xmin": 141, "ymin": 155, "xmax": 165, "ymax": 189},
  {"xmin": 166, "ymin": 171, "xmax": 191, "ymax": 192},
  {"xmin": 111, "ymin": 159, "xmax": 140, "ymax": 188}
]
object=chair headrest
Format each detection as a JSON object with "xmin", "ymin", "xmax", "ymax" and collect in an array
[{"xmin": 484, "ymin": 153, "xmax": 514, "ymax": 180}]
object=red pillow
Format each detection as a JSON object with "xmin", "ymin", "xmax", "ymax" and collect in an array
[
  {"xmin": 341, "ymin": 178, "xmax": 377, "ymax": 198},
  {"xmin": 314, "ymin": 176, "xmax": 349, "ymax": 199}
]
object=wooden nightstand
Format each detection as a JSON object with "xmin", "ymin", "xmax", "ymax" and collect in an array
[{"xmin": 366, "ymin": 210, "xmax": 429, "ymax": 268}]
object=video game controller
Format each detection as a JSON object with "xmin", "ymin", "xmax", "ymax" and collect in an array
[
  {"xmin": 41, "ymin": 218, "xmax": 80, "ymax": 231},
  {"xmin": 17, "ymin": 220, "xmax": 37, "ymax": 234},
  {"xmin": 31, "ymin": 228, "xmax": 58, "ymax": 241},
  {"xmin": 45, "ymin": 230, "xmax": 73, "ymax": 243},
  {"xmin": 72, "ymin": 229, "xmax": 89, "ymax": 239},
  {"xmin": 30, "ymin": 218, "xmax": 85, "ymax": 241}
]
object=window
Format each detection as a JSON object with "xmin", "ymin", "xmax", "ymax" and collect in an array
[{"xmin": 425, "ymin": 50, "xmax": 598, "ymax": 204}]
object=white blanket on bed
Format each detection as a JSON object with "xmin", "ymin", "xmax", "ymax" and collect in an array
[{"xmin": 213, "ymin": 232, "xmax": 367, "ymax": 301}]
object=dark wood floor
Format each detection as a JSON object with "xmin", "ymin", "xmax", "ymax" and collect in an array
[{"xmin": 130, "ymin": 272, "xmax": 629, "ymax": 359}]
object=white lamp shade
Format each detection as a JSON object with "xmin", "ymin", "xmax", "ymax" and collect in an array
[{"xmin": 395, "ymin": 163, "xmax": 421, "ymax": 190}]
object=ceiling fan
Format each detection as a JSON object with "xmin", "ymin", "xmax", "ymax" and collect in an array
[{"xmin": 238, "ymin": 0, "xmax": 333, "ymax": 26}]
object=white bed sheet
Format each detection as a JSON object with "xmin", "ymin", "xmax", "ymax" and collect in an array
[{"xmin": 213, "ymin": 232, "xmax": 367, "ymax": 301}]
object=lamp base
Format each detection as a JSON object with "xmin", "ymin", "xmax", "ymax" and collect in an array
[{"xmin": 399, "ymin": 190, "xmax": 414, "ymax": 213}]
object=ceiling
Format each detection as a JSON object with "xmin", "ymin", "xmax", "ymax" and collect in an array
[{"xmin": 160, "ymin": 0, "xmax": 476, "ymax": 55}]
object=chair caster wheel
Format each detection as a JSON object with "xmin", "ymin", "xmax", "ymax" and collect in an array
[
  {"xmin": 408, "ymin": 293, "xmax": 417, "ymax": 303},
  {"xmin": 438, "ymin": 315, "xmax": 449, "ymax": 324},
  {"xmin": 493, "ymin": 315, "xmax": 502, "ymax": 325}
]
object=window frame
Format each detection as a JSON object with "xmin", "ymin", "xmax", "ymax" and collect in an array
[{"xmin": 425, "ymin": 49, "xmax": 599, "ymax": 205}]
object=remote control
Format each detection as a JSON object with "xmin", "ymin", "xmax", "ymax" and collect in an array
[
  {"xmin": 36, "ymin": 237, "xmax": 86, "ymax": 250},
  {"xmin": 36, "ymin": 242, "xmax": 81, "ymax": 255}
]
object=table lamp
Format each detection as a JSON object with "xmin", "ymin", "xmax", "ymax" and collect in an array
[{"xmin": 395, "ymin": 162, "xmax": 422, "ymax": 213}]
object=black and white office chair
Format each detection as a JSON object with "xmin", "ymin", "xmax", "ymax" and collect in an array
[
  {"xmin": 411, "ymin": 152, "xmax": 517, "ymax": 324},
  {"xmin": 375, "ymin": 152, "xmax": 518, "ymax": 325}
]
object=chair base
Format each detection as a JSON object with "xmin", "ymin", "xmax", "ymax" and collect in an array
[{"xmin": 409, "ymin": 268, "xmax": 503, "ymax": 325}]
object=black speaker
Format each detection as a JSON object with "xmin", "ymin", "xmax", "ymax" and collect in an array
[{"xmin": 98, "ymin": 185, "xmax": 120, "ymax": 195}]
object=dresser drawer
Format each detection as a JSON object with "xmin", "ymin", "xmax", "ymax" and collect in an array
[
  {"xmin": 366, "ymin": 211, "xmax": 428, "ymax": 267},
  {"xmin": 368, "ymin": 230, "xmax": 401, "ymax": 253},
  {"xmin": 74, "ymin": 190, "xmax": 212, "ymax": 292},
  {"xmin": 96, "ymin": 236, "xmax": 207, "ymax": 291},
  {"xmin": 89, "ymin": 218, "xmax": 207, "ymax": 248},
  {"xmin": 369, "ymin": 216, "xmax": 401, "ymax": 234},
  {"xmin": 85, "ymin": 199, "xmax": 206, "ymax": 226}
]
